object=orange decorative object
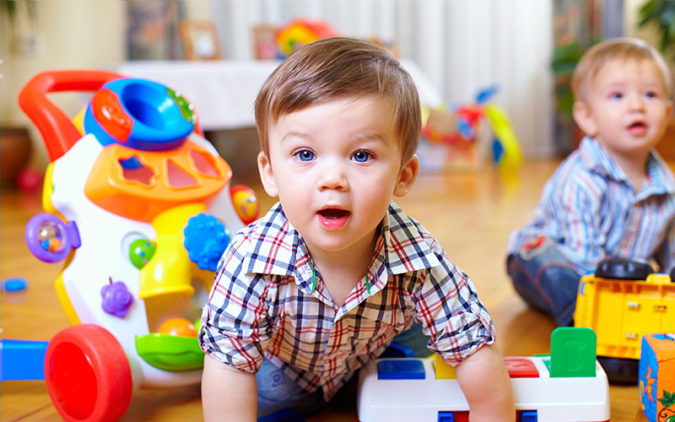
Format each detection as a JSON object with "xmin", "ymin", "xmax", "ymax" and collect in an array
[
  {"xmin": 157, "ymin": 318, "xmax": 197, "ymax": 337},
  {"xmin": 276, "ymin": 18, "xmax": 339, "ymax": 58},
  {"xmin": 91, "ymin": 89, "xmax": 133, "ymax": 143},
  {"xmin": 84, "ymin": 140, "xmax": 232, "ymax": 222}
]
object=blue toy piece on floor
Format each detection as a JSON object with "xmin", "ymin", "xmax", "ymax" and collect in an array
[{"xmin": 0, "ymin": 339, "xmax": 49, "ymax": 381}]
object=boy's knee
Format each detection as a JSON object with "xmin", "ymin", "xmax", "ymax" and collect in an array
[{"xmin": 506, "ymin": 241, "xmax": 583, "ymax": 326}]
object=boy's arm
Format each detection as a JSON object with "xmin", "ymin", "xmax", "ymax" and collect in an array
[
  {"xmin": 455, "ymin": 344, "xmax": 515, "ymax": 421},
  {"xmin": 656, "ymin": 224, "xmax": 675, "ymax": 272},
  {"xmin": 202, "ymin": 354, "xmax": 257, "ymax": 422}
]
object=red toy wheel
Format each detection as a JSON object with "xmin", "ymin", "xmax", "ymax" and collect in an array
[{"xmin": 45, "ymin": 324, "xmax": 133, "ymax": 422}]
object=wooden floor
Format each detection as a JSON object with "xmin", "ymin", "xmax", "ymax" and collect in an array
[{"xmin": 1, "ymin": 159, "xmax": 647, "ymax": 421}]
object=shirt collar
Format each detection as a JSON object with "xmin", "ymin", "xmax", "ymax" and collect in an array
[
  {"xmin": 579, "ymin": 136, "xmax": 628, "ymax": 183},
  {"xmin": 242, "ymin": 202, "xmax": 440, "ymax": 292},
  {"xmin": 379, "ymin": 202, "xmax": 440, "ymax": 276},
  {"xmin": 643, "ymin": 151, "xmax": 675, "ymax": 196},
  {"xmin": 579, "ymin": 136, "xmax": 675, "ymax": 196}
]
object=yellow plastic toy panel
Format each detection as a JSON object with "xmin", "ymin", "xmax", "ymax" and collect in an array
[{"xmin": 574, "ymin": 273, "xmax": 675, "ymax": 360}]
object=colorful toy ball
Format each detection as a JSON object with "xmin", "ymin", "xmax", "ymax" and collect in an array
[
  {"xmin": 157, "ymin": 317, "xmax": 198, "ymax": 337},
  {"xmin": 16, "ymin": 168, "xmax": 43, "ymax": 192},
  {"xmin": 230, "ymin": 184, "xmax": 259, "ymax": 225}
]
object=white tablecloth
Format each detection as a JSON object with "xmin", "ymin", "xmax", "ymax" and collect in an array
[{"xmin": 117, "ymin": 60, "xmax": 442, "ymax": 131}]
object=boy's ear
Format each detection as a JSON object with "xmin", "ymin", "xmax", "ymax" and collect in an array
[
  {"xmin": 666, "ymin": 99, "xmax": 673, "ymax": 118},
  {"xmin": 257, "ymin": 151, "xmax": 279, "ymax": 197},
  {"xmin": 572, "ymin": 101, "xmax": 598, "ymax": 136},
  {"xmin": 394, "ymin": 155, "xmax": 419, "ymax": 197}
]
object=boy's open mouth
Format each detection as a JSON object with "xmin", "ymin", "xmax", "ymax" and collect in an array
[
  {"xmin": 317, "ymin": 208, "xmax": 350, "ymax": 228},
  {"xmin": 318, "ymin": 208, "xmax": 350, "ymax": 219},
  {"xmin": 627, "ymin": 121, "xmax": 647, "ymax": 134}
]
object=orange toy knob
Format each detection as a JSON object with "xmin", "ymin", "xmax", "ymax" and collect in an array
[{"xmin": 157, "ymin": 317, "xmax": 197, "ymax": 337}]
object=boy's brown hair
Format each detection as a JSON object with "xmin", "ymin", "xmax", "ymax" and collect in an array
[
  {"xmin": 254, "ymin": 36, "xmax": 421, "ymax": 163},
  {"xmin": 571, "ymin": 37, "xmax": 672, "ymax": 103}
]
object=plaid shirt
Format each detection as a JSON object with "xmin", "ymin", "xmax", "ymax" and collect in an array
[
  {"xmin": 509, "ymin": 136, "xmax": 675, "ymax": 273},
  {"xmin": 200, "ymin": 202, "xmax": 495, "ymax": 400}
]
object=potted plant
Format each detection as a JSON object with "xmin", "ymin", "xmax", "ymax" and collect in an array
[
  {"xmin": 638, "ymin": 0, "xmax": 675, "ymax": 101},
  {"xmin": 638, "ymin": 0, "xmax": 675, "ymax": 60},
  {"xmin": 1, "ymin": 0, "xmax": 37, "ymax": 53}
]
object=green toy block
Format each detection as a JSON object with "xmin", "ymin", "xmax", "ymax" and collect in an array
[{"xmin": 550, "ymin": 327, "xmax": 597, "ymax": 377}]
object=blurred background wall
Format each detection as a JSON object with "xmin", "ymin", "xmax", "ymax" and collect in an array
[{"xmin": 0, "ymin": 0, "xmax": 669, "ymax": 173}]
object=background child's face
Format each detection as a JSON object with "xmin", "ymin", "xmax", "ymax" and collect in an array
[
  {"xmin": 574, "ymin": 58, "xmax": 673, "ymax": 160},
  {"xmin": 257, "ymin": 95, "xmax": 418, "ymax": 255}
]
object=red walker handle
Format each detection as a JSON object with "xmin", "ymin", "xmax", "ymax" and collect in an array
[{"xmin": 18, "ymin": 70, "xmax": 124, "ymax": 161}]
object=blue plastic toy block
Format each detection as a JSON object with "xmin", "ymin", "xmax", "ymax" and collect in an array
[
  {"xmin": 377, "ymin": 359, "xmax": 425, "ymax": 380},
  {"xmin": 520, "ymin": 410, "xmax": 538, "ymax": 422},
  {"xmin": 437, "ymin": 411, "xmax": 455, "ymax": 422},
  {"xmin": 1, "ymin": 339, "xmax": 49, "ymax": 381},
  {"xmin": 379, "ymin": 341, "xmax": 415, "ymax": 358}
]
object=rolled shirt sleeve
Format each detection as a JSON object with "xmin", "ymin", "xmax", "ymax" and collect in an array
[
  {"xmin": 199, "ymin": 231, "xmax": 270, "ymax": 374},
  {"xmin": 416, "ymin": 245, "xmax": 495, "ymax": 365}
]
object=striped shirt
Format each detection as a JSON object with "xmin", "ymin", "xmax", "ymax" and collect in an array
[
  {"xmin": 508, "ymin": 136, "xmax": 675, "ymax": 274},
  {"xmin": 200, "ymin": 202, "xmax": 495, "ymax": 400}
]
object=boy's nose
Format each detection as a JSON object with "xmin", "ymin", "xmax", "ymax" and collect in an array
[
  {"xmin": 317, "ymin": 160, "xmax": 348, "ymax": 191},
  {"xmin": 627, "ymin": 93, "xmax": 645, "ymax": 110}
]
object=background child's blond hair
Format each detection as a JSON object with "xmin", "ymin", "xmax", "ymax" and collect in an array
[{"xmin": 571, "ymin": 37, "xmax": 672, "ymax": 103}]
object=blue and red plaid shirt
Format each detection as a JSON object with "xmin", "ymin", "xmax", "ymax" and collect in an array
[
  {"xmin": 200, "ymin": 202, "xmax": 495, "ymax": 400},
  {"xmin": 508, "ymin": 136, "xmax": 675, "ymax": 273}
]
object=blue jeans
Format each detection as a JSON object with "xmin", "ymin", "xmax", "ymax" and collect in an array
[
  {"xmin": 506, "ymin": 236, "xmax": 582, "ymax": 326},
  {"xmin": 256, "ymin": 360, "xmax": 326, "ymax": 417},
  {"xmin": 256, "ymin": 322, "xmax": 430, "ymax": 417}
]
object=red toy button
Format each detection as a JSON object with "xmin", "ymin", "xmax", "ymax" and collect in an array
[{"xmin": 503, "ymin": 357, "xmax": 539, "ymax": 378}]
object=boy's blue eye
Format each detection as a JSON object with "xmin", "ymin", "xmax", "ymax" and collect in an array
[
  {"xmin": 296, "ymin": 150, "xmax": 315, "ymax": 161},
  {"xmin": 352, "ymin": 150, "xmax": 371, "ymax": 163},
  {"xmin": 610, "ymin": 92, "xmax": 623, "ymax": 100},
  {"xmin": 645, "ymin": 91, "xmax": 657, "ymax": 99}
]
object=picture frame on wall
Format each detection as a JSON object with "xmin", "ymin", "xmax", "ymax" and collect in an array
[
  {"xmin": 179, "ymin": 20, "xmax": 222, "ymax": 60},
  {"xmin": 252, "ymin": 24, "xmax": 279, "ymax": 60},
  {"xmin": 127, "ymin": 0, "xmax": 185, "ymax": 60}
]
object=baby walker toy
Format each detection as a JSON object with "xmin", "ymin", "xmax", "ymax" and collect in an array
[{"xmin": 16, "ymin": 69, "xmax": 259, "ymax": 422}]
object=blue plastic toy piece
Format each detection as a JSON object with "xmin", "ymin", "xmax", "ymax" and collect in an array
[
  {"xmin": 83, "ymin": 78, "xmax": 194, "ymax": 151},
  {"xmin": 492, "ymin": 137, "xmax": 504, "ymax": 164},
  {"xmin": 1, "ymin": 339, "xmax": 49, "ymax": 381},
  {"xmin": 437, "ymin": 411, "xmax": 455, "ymax": 422},
  {"xmin": 520, "ymin": 410, "xmax": 538, "ymax": 422},
  {"xmin": 475, "ymin": 84, "xmax": 499, "ymax": 104},
  {"xmin": 377, "ymin": 359, "xmax": 425, "ymax": 380},
  {"xmin": 379, "ymin": 341, "xmax": 415, "ymax": 358},
  {"xmin": 2, "ymin": 277, "xmax": 28, "ymax": 292},
  {"xmin": 184, "ymin": 213, "xmax": 230, "ymax": 271},
  {"xmin": 257, "ymin": 408, "xmax": 305, "ymax": 422}
]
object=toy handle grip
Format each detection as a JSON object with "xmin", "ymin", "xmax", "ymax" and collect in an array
[{"xmin": 18, "ymin": 70, "xmax": 124, "ymax": 161}]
